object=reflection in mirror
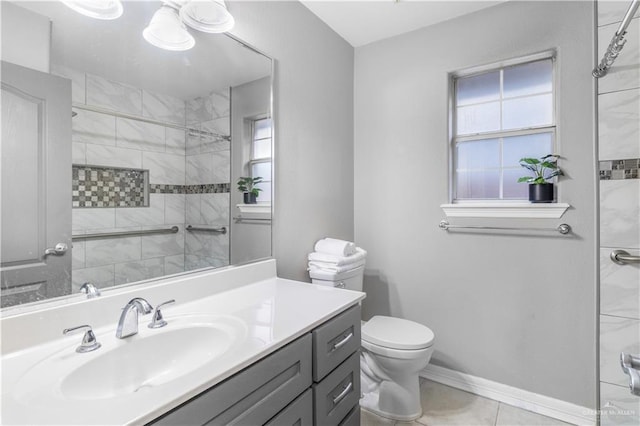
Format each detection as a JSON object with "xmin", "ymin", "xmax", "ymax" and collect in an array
[{"xmin": 0, "ymin": 1, "xmax": 273, "ymax": 309}]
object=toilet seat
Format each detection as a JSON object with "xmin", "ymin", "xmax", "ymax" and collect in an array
[{"xmin": 362, "ymin": 316, "xmax": 434, "ymax": 350}]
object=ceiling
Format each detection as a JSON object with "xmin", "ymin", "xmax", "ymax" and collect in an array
[{"xmin": 300, "ymin": 0, "xmax": 507, "ymax": 47}]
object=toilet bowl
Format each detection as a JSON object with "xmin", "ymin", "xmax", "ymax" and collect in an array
[
  {"xmin": 360, "ymin": 315, "xmax": 435, "ymax": 421},
  {"xmin": 308, "ymin": 264, "xmax": 436, "ymax": 421}
]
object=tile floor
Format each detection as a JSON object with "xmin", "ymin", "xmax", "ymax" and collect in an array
[{"xmin": 361, "ymin": 379, "xmax": 575, "ymax": 426}]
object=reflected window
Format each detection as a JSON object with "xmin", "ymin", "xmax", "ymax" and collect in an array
[
  {"xmin": 250, "ymin": 117, "xmax": 272, "ymax": 203},
  {"xmin": 452, "ymin": 56, "xmax": 555, "ymax": 200}
]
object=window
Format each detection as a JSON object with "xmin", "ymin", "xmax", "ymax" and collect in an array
[
  {"xmin": 452, "ymin": 56, "xmax": 555, "ymax": 201},
  {"xmin": 250, "ymin": 117, "xmax": 272, "ymax": 203}
]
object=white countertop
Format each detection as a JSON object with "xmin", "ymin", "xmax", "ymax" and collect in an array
[{"xmin": 1, "ymin": 276, "xmax": 365, "ymax": 425}]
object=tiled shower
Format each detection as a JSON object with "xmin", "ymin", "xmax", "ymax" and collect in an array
[
  {"xmin": 52, "ymin": 65, "xmax": 231, "ymax": 292},
  {"xmin": 596, "ymin": 1, "xmax": 640, "ymax": 424}
]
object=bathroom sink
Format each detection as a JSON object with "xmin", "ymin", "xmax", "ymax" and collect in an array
[{"xmin": 13, "ymin": 314, "xmax": 246, "ymax": 402}]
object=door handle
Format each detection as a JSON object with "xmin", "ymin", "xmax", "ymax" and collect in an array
[{"xmin": 44, "ymin": 243, "xmax": 68, "ymax": 256}]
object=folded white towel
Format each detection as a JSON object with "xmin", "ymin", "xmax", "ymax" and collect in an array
[
  {"xmin": 314, "ymin": 238, "xmax": 356, "ymax": 257},
  {"xmin": 308, "ymin": 247, "xmax": 367, "ymax": 266},
  {"xmin": 308, "ymin": 259, "xmax": 366, "ymax": 273}
]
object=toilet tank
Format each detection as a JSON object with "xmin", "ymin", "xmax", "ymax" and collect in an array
[{"xmin": 309, "ymin": 266, "xmax": 364, "ymax": 291}]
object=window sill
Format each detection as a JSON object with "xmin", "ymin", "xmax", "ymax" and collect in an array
[
  {"xmin": 236, "ymin": 203, "xmax": 271, "ymax": 219},
  {"xmin": 440, "ymin": 203, "xmax": 570, "ymax": 219}
]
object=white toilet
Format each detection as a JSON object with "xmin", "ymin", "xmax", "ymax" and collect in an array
[{"xmin": 309, "ymin": 266, "xmax": 435, "ymax": 421}]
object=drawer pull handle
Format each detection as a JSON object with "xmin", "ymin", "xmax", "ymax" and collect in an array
[
  {"xmin": 332, "ymin": 381, "xmax": 353, "ymax": 405},
  {"xmin": 332, "ymin": 332, "xmax": 354, "ymax": 352}
]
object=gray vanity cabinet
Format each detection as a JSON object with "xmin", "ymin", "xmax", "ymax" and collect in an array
[{"xmin": 148, "ymin": 304, "xmax": 361, "ymax": 426}]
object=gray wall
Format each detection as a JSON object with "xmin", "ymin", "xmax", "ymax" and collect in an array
[
  {"xmin": 354, "ymin": 1, "xmax": 597, "ymax": 408},
  {"xmin": 229, "ymin": 1, "xmax": 355, "ymax": 281}
]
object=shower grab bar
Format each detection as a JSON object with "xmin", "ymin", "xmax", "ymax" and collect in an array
[
  {"xmin": 593, "ymin": 0, "xmax": 639, "ymax": 78},
  {"xmin": 72, "ymin": 226, "xmax": 179, "ymax": 241},
  {"xmin": 610, "ymin": 250, "xmax": 640, "ymax": 265},
  {"xmin": 71, "ymin": 103, "xmax": 230, "ymax": 141},
  {"xmin": 233, "ymin": 216, "xmax": 271, "ymax": 223},
  {"xmin": 439, "ymin": 220, "xmax": 571, "ymax": 235},
  {"xmin": 186, "ymin": 225, "xmax": 227, "ymax": 234}
]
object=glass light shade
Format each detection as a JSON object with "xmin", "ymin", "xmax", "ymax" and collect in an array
[
  {"xmin": 143, "ymin": 5, "xmax": 195, "ymax": 51},
  {"xmin": 179, "ymin": 0, "xmax": 235, "ymax": 33},
  {"xmin": 61, "ymin": 0, "xmax": 123, "ymax": 20}
]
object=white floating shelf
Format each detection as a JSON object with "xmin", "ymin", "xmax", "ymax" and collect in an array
[{"xmin": 440, "ymin": 203, "xmax": 570, "ymax": 219}]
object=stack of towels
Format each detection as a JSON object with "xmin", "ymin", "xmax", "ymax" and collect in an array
[{"xmin": 308, "ymin": 238, "xmax": 367, "ymax": 274}]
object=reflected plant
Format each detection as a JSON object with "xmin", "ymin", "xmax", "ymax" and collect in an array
[{"xmin": 237, "ymin": 176, "xmax": 263, "ymax": 197}]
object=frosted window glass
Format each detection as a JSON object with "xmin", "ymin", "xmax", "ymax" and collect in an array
[
  {"xmin": 456, "ymin": 71, "xmax": 500, "ymax": 106},
  {"xmin": 253, "ymin": 139, "xmax": 271, "ymax": 159},
  {"xmin": 253, "ymin": 118, "xmax": 271, "ymax": 140},
  {"xmin": 502, "ymin": 94, "xmax": 552, "ymax": 130},
  {"xmin": 255, "ymin": 181, "xmax": 272, "ymax": 202},
  {"xmin": 251, "ymin": 162, "xmax": 271, "ymax": 181},
  {"xmin": 502, "ymin": 133, "xmax": 553, "ymax": 166},
  {"xmin": 456, "ymin": 170, "xmax": 500, "ymax": 199},
  {"xmin": 504, "ymin": 60, "xmax": 552, "ymax": 98},
  {"xmin": 456, "ymin": 102, "xmax": 500, "ymax": 135},
  {"xmin": 502, "ymin": 168, "xmax": 529, "ymax": 199},
  {"xmin": 456, "ymin": 139, "xmax": 500, "ymax": 169}
]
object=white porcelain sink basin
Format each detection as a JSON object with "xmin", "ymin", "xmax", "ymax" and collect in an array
[{"xmin": 13, "ymin": 314, "xmax": 246, "ymax": 402}]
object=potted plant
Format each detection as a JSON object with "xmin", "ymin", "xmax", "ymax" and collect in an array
[
  {"xmin": 518, "ymin": 154, "xmax": 564, "ymax": 203},
  {"xmin": 237, "ymin": 176, "xmax": 262, "ymax": 204}
]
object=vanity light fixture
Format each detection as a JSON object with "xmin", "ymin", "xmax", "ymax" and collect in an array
[
  {"xmin": 61, "ymin": 0, "xmax": 123, "ymax": 20},
  {"xmin": 143, "ymin": 3, "xmax": 196, "ymax": 52},
  {"xmin": 180, "ymin": 0, "xmax": 235, "ymax": 34}
]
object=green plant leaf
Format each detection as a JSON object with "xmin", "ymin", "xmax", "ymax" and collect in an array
[
  {"xmin": 520, "ymin": 158, "xmax": 541, "ymax": 165},
  {"xmin": 517, "ymin": 177, "xmax": 533, "ymax": 183}
]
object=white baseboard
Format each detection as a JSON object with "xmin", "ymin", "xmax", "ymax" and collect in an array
[{"xmin": 420, "ymin": 365, "xmax": 596, "ymax": 426}]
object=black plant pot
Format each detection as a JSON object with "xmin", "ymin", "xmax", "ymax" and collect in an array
[
  {"xmin": 243, "ymin": 193, "xmax": 257, "ymax": 204},
  {"xmin": 529, "ymin": 183, "xmax": 554, "ymax": 203}
]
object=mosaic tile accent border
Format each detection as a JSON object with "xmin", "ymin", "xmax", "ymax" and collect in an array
[
  {"xmin": 149, "ymin": 183, "xmax": 230, "ymax": 194},
  {"xmin": 72, "ymin": 165, "xmax": 149, "ymax": 208},
  {"xmin": 600, "ymin": 158, "xmax": 640, "ymax": 180}
]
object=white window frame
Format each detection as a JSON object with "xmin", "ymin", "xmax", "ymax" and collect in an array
[
  {"xmin": 442, "ymin": 50, "xmax": 570, "ymax": 218},
  {"xmin": 249, "ymin": 116, "xmax": 272, "ymax": 203}
]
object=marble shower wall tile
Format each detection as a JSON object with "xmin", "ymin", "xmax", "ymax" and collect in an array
[
  {"xmin": 114, "ymin": 257, "xmax": 165, "ymax": 284},
  {"xmin": 142, "ymin": 90, "xmax": 186, "ymax": 125},
  {"xmin": 166, "ymin": 128, "xmax": 187, "ymax": 155},
  {"xmin": 142, "ymin": 151, "xmax": 186, "ymax": 185},
  {"xmin": 186, "ymin": 194, "xmax": 201, "ymax": 225},
  {"xmin": 164, "ymin": 254, "xmax": 185, "ymax": 275},
  {"xmin": 141, "ymin": 226, "xmax": 185, "ymax": 259},
  {"xmin": 72, "ymin": 208, "xmax": 116, "ymax": 231},
  {"xmin": 598, "ymin": 2, "xmax": 640, "ymax": 27},
  {"xmin": 71, "ymin": 265, "xmax": 115, "ymax": 292},
  {"xmin": 86, "ymin": 73, "xmax": 142, "ymax": 115},
  {"xmin": 186, "ymin": 96, "xmax": 213, "ymax": 125},
  {"xmin": 51, "ymin": 64, "xmax": 86, "ymax": 104},
  {"xmin": 211, "ymin": 89, "xmax": 230, "ymax": 118},
  {"xmin": 165, "ymin": 194, "xmax": 186, "ymax": 224},
  {"xmin": 600, "ymin": 180, "xmax": 640, "ymax": 248},
  {"xmin": 202, "ymin": 116, "xmax": 230, "ymax": 136},
  {"xmin": 84, "ymin": 236, "xmax": 142, "ymax": 268},
  {"xmin": 185, "ymin": 231, "xmax": 229, "ymax": 260},
  {"xmin": 72, "ymin": 109, "xmax": 116, "ymax": 146},
  {"xmin": 85, "ymin": 144, "xmax": 143, "ymax": 169},
  {"xmin": 201, "ymin": 193, "xmax": 230, "ymax": 226},
  {"xmin": 72, "ymin": 142, "xmax": 86, "ymax": 164},
  {"xmin": 184, "ymin": 255, "xmax": 228, "ymax": 271},
  {"xmin": 186, "ymin": 153, "xmax": 214, "ymax": 184},
  {"xmin": 598, "ymin": 88, "xmax": 640, "ymax": 161},
  {"xmin": 600, "ymin": 382, "xmax": 640, "ymax": 425},
  {"xmin": 212, "ymin": 150, "xmax": 231, "ymax": 184},
  {"xmin": 600, "ymin": 247, "xmax": 640, "ymax": 319},
  {"xmin": 598, "ymin": 19, "xmax": 640, "ymax": 94},
  {"xmin": 116, "ymin": 117, "xmax": 165, "ymax": 152},
  {"xmin": 600, "ymin": 314, "xmax": 640, "ymax": 386},
  {"xmin": 72, "ymin": 240, "xmax": 85, "ymax": 270},
  {"xmin": 115, "ymin": 194, "xmax": 165, "ymax": 227}
]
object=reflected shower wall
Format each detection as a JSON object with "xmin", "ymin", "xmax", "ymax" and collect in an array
[{"xmin": 54, "ymin": 64, "xmax": 231, "ymax": 292}]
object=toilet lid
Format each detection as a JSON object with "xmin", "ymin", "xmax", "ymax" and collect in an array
[{"xmin": 362, "ymin": 316, "xmax": 435, "ymax": 350}]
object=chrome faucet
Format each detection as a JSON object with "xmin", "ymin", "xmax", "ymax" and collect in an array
[
  {"xmin": 79, "ymin": 282, "xmax": 101, "ymax": 299},
  {"xmin": 116, "ymin": 297, "xmax": 153, "ymax": 339}
]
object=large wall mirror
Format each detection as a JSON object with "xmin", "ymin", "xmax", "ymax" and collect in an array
[{"xmin": 1, "ymin": 1, "xmax": 273, "ymax": 309}]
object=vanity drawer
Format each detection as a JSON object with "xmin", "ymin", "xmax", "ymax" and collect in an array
[
  {"xmin": 150, "ymin": 334, "xmax": 312, "ymax": 426},
  {"xmin": 313, "ymin": 304, "xmax": 361, "ymax": 381},
  {"xmin": 312, "ymin": 351, "xmax": 361, "ymax": 426},
  {"xmin": 265, "ymin": 388, "xmax": 313, "ymax": 426}
]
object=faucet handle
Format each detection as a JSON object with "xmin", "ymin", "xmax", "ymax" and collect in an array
[
  {"xmin": 63, "ymin": 325, "xmax": 101, "ymax": 353},
  {"xmin": 79, "ymin": 282, "xmax": 101, "ymax": 299},
  {"xmin": 148, "ymin": 299, "xmax": 176, "ymax": 329}
]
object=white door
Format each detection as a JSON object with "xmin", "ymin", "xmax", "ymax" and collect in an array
[{"xmin": 1, "ymin": 61, "xmax": 72, "ymax": 307}]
